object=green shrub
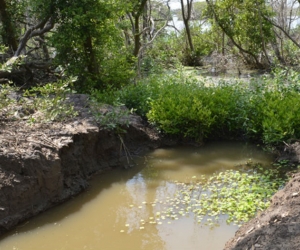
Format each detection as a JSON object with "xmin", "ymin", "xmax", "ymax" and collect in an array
[
  {"xmin": 147, "ymin": 75, "xmax": 249, "ymax": 140},
  {"xmin": 246, "ymin": 69, "xmax": 300, "ymax": 145},
  {"xmin": 260, "ymin": 91, "xmax": 300, "ymax": 144},
  {"xmin": 148, "ymin": 81, "xmax": 213, "ymax": 139},
  {"xmin": 92, "ymin": 67, "xmax": 300, "ymax": 146},
  {"xmin": 24, "ymin": 77, "xmax": 78, "ymax": 122},
  {"xmin": 91, "ymin": 74, "xmax": 162, "ymax": 118}
]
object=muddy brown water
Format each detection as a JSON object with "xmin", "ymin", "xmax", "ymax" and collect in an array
[{"xmin": 0, "ymin": 141, "xmax": 274, "ymax": 250}]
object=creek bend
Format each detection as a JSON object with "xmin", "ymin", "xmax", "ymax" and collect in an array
[{"xmin": 0, "ymin": 141, "xmax": 274, "ymax": 250}]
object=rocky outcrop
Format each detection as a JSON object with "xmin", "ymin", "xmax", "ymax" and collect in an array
[{"xmin": 0, "ymin": 94, "xmax": 162, "ymax": 235}]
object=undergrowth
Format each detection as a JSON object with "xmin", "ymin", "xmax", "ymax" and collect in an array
[
  {"xmin": 0, "ymin": 77, "xmax": 78, "ymax": 123},
  {"xmin": 92, "ymin": 68, "xmax": 300, "ymax": 146}
]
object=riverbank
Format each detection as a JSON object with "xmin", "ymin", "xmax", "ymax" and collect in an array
[
  {"xmin": 1, "ymin": 94, "xmax": 300, "ymax": 249},
  {"xmin": 0, "ymin": 94, "xmax": 167, "ymax": 235}
]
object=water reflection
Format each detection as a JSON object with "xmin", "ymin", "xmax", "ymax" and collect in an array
[{"xmin": 0, "ymin": 141, "xmax": 273, "ymax": 250}]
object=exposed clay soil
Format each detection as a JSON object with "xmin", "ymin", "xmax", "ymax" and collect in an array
[
  {"xmin": 1, "ymin": 94, "xmax": 300, "ymax": 250},
  {"xmin": 225, "ymin": 143, "xmax": 300, "ymax": 250},
  {"xmin": 0, "ymin": 94, "xmax": 167, "ymax": 236}
]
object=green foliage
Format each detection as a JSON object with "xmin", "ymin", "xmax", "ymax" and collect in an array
[
  {"xmin": 91, "ymin": 67, "xmax": 300, "ymax": 146},
  {"xmin": 23, "ymin": 77, "xmax": 78, "ymax": 122},
  {"xmin": 147, "ymin": 73, "xmax": 247, "ymax": 139},
  {"xmin": 146, "ymin": 68, "xmax": 300, "ymax": 145},
  {"xmin": 0, "ymin": 77, "xmax": 78, "ymax": 123},
  {"xmin": 206, "ymin": 0, "xmax": 275, "ymax": 66},
  {"xmin": 132, "ymin": 162, "xmax": 286, "ymax": 227},
  {"xmin": 191, "ymin": 27, "xmax": 216, "ymax": 57},
  {"xmin": 0, "ymin": 84, "xmax": 18, "ymax": 118},
  {"xmin": 282, "ymin": 40, "xmax": 300, "ymax": 65},
  {"xmin": 163, "ymin": 27, "xmax": 215, "ymax": 66},
  {"xmin": 51, "ymin": 0, "xmax": 134, "ymax": 91},
  {"xmin": 91, "ymin": 74, "xmax": 162, "ymax": 118},
  {"xmin": 260, "ymin": 91, "xmax": 300, "ymax": 144},
  {"xmin": 245, "ymin": 69, "xmax": 300, "ymax": 144},
  {"xmin": 138, "ymin": 33, "xmax": 182, "ymax": 75},
  {"xmin": 89, "ymin": 102, "xmax": 131, "ymax": 132},
  {"xmin": 0, "ymin": 45, "xmax": 7, "ymax": 53},
  {"xmin": 148, "ymin": 77, "xmax": 212, "ymax": 139},
  {"xmin": 167, "ymin": 165, "xmax": 285, "ymax": 225}
]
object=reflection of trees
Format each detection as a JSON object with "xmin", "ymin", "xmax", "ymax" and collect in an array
[{"xmin": 141, "ymin": 164, "xmax": 161, "ymax": 179}]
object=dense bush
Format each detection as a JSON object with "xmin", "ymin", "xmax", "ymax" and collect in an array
[{"xmin": 92, "ymin": 68, "xmax": 300, "ymax": 146}]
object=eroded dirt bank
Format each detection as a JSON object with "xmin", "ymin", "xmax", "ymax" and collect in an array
[
  {"xmin": 225, "ymin": 143, "xmax": 300, "ymax": 250},
  {"xmin": 2, "ymin": 94, "xmax": 300, "ymax": 250},
  {"xmin": 0, "ymin": 94, "xmax": 165, "ymax": 236}
]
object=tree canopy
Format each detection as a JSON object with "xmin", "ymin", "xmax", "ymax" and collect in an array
[{"xmin": 0, "ymin": 0, "xmax": 300, "ymax": 91}]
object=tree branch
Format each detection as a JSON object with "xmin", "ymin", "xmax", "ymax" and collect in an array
[
  {"xmin": 262, "ymin": 14, "xmax": 300, "ymax": 49},
  {"xmin": 14, "ymin": 16, "xmax": 55, "ymax": 56},
  {"xmin": 206, "ymin": 0, "xmax": 263, "ymax": 68}
]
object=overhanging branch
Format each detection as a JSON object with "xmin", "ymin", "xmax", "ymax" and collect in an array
[{"xmin": 14, "ymin": 16, "xmax": 55, "ymax": 57}]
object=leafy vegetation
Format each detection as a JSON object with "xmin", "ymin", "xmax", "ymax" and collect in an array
[
  {"xmin": 0, "ymin": 78, "xmax": 78, "ymax": 123},
  {"xmin": 89, "ymin": 101, "xmax": 132, "ymax": 131},
  {"xmin": 91, "ymin": 68, "xmax": 300, "ymax": 146},
  {"xmin": 126, "ymin": 161, "xmax": 286, "ymax": 229},
  {"xmin": 1, "ymin": 0, "xmax": 300, "ymax": 231},
  {"xmin": 1, "ymin": 0, "xmax": 300, "ymax": 90}
]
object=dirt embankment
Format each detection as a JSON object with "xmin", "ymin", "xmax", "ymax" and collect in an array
[
  {"xmin": 2, "ymin": 94, "xmax": 300, "ymax": 249},
  {"xmin": 225, "ymin": 143, "xmax": 300, "ymax": 250},
  {"xmin": 0, "ymin": 94, "xmax": 167, "ymax": 236}
]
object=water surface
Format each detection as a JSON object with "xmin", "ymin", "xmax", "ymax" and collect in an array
[{"xmin": 0, "ymin": 141, "xmax": 274, "ymax": 250}]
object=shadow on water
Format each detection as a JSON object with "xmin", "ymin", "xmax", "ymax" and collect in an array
[
  {"xmin": 0, "ymin": 161, "xmax": 146, "ymax": 239},
  {"xmin": 0, "ymin": 141, "xmax": 275, "ymax": 250}
]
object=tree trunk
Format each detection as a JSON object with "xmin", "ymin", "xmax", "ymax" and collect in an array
[
  {"xmin": 84, "ymin": 35, "xmax": 98, "ymax": 75},
  {"xmin": 257, "ymin": 1, "xmax": 271, "ymax": 66},
  {"xmin": 180, "ymin": 0, "xmax": 194, "ymax": 52},
  {"xmin": 183, "ymin": 19, "xmax": 194, "ymax": 52},
  {"xmin": 132, "ymin": 0, "xmax": 148, "ymax": 58},
  {"xmin": 206, "ymin": 0, "xmax": 264, "ymax": 69},
  {"xmin": 133, "ymin": 15, "xmax": 141, "ymax": 57},
  {"xmin": 0, "ymin": 0, "xmax": 18, "ymax": 51}
]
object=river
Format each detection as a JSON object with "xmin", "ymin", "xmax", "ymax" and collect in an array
[{"xmin": 0, "ymin": 141, "xmax": 274, "ymax": 250}]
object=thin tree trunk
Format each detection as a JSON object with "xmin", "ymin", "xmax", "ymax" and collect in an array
[
  {"xmin": 180, "ymin": 0, "xmax": 194, "ymax": 52},
  {"xmin": 131, "ymin": 0, "xmax": 148, "ymax": 57},
  {"xmin": 257, "ymin": 1, "xmax": 271, "ymax": 66},
  {"xmin": 133, "ymin": 15, "xmax": 141, "ymax": 57},
  {"xmin": 0, "ymin": 0, "xmax": 18, "ymax": 51},
  {"xmin": 84, "ymin": 35, "xmax": 98, "ymax": 75},
  {"xmin": 206, "ymin": 0, "xmax": 264, "ymax": 68}
]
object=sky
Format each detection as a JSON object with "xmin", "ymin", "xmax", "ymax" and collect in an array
[{"xmin": 169, "ymin": 0, "xmax": 204, "ymax": 10}]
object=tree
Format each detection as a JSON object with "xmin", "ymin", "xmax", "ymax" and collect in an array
[
  {"xmin": 0, "ymin": 0, "xmax": 55, "ymax": 84},
  {"xmin": 180, "ymin": 0, "xmax": 195, "ymax": 52},
  {"xmin": 206, "ymin": 0, "xmax": 275, "ymax": 68},
  {"xmin": 0, "ymin": 0, "xmax": 19, "ymax": 52},
  {"xmin": 263, "ymin": 0, "xmax": 300, "ymax": 64},
  {"xmin": 0, "ymin": 0, "xmax": 135, "ymax": 90},
  {"xmin": 125, "ymin": 0, "xmax": 171, "ymax": 78}
]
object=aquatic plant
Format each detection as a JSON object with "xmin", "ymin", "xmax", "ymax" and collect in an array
[
  {"xmin": 169, "ymin": 167, "xmax": 285, "ymax": 225},
  {"xmin": 123, "ymin": 163, "xmax": 285, "ymax": 232}
]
